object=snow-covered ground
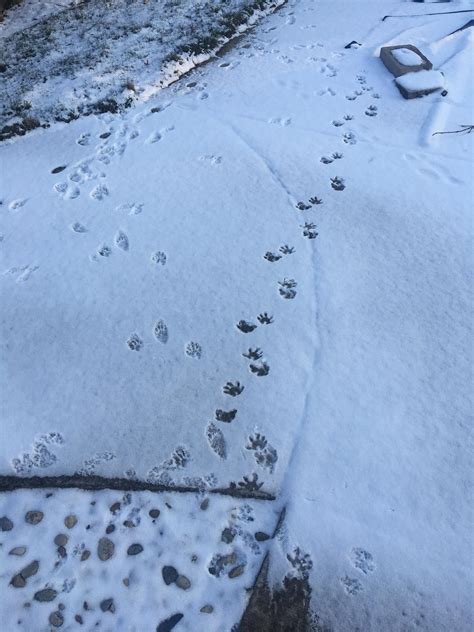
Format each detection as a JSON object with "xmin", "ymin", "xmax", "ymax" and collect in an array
[
  {"xmin": 1, "ymin": 0, "xmax": 473, "ymax": 630},
  {"xmin": 0, "ymin": 0, "xmax": 284, "ymax": 132}
]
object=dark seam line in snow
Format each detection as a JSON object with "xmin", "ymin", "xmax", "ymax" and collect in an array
[
  {"xmin": 220, "ymin": 118, "xmax": 295, "ymax": 203},
  {"xmin": 382, "ymin": 9, "xmax": 473, "ymax": 22},
  {"xmin": 0, "ymin": 475, "xmax": 276, "ymax": 500}
]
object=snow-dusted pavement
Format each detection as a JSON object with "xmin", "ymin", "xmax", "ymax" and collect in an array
[{"xmin": 1, "ymin": 0, "xmax": 473, "ymax": 630}]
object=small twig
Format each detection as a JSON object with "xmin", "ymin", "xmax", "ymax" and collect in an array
[{"xmin": 432, "ymin": 125, "xmax": 474, "ymax": 137}]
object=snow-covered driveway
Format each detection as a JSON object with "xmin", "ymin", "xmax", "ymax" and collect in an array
[{"xmin": 0, "ymin": 0, "xmax": 472, "ymax": 630}]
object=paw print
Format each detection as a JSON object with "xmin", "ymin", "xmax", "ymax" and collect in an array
[
  {"xmin": 309, "ymin": 196, "xmax": 322, "ymax": 205},
  {"xmin": 343, "ymin": 114, "xmax": 354, "ymax": 121},
  {"xmin": 279, "ymin": 244, "xmax": 295, "ymax": 255},
  {"xmin": 278, "ymin": 278, "xmax": 297, "ymax": 299},
  {"xmin": 153, "ymin": 320, "xmax": 168, "ymax": 343},
  {"xmin": 223, "ymin": 381, "xmax": 244, "ymax": 397},
  {"xmin": 257, "ymin": 313, "xmax": 273, "ymax": 325},
  {"xmin": 343, "ymin": 132, "xmax": 356, "ymax": 145},
  {"xmin": 365, "ymin": 105, "xmax": 377, "ymax": 117},
  {"xmin": 237, "ymin": 320, "xmax": 257, "ymax": 333},
  {"xmin": 302, "ymin": 222, "xmax": 318, "ymax": 239},
  {"xmin": 321, "ymin": 156, "xmax": 333, "ymax": 164},
  {"xmin": 331, "ymin": 176, "xmax": 345, "ymax": 191},
  {"xmin": 151, "ymin": 251, "xmax": 167, "ymax": 265},
  {"xmin": 332, "ymin": 152, "xmax": 343, "ymax": 160},
  {"xmin": 249, "ymin": 362, "xmax": 270, "ymax": 376},
  {"xmin": 332, "ymin": 120, "xmax": 344, "ymax": 127},
  {"xmin": 230, "ymin": 473, "xmax": 264, "ymax": 492},
  {"xmin": 185, "ymin": 341, "xmax": 202, "ymax": 358},
  {"xmin": 296, "ymin": 201, "xmax": 312, "ymax": 211},
  {"xmin": 264, "ymin": 251, "xmax": 282, "ymax": 263},
  {"xmin": 243, "ymin": 348, "xmax": 263, "ymax": 360},
  {"xmin": 127, "ymin": 333, "xmax": 143, "ymax": 351},
  {"xmin": 97, "ymin": 245, "xmax": 112, "ymax": 257},
  {"xmin": 246, "ymin": 433, "xmax": 268, "ymax": 450},
  {"xmin": 215, "ymin": 409, "xmax": 237, "ymax": 423}
]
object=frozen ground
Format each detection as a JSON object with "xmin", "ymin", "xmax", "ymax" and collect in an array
[
  {"xmin": 0, "ymin": 0, "xmax": 284, "ymax": 134},
  {"xmin": 1, "ymin": 0, "xmax": 473, "ymax": 630}
]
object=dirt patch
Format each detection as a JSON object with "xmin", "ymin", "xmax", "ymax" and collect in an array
[{"xmin": 238, "ymin": 555, "xmax": 323, "ymax": 632}]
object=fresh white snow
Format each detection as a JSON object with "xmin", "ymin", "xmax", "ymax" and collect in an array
[
  {"xmin": 396, "ymin": 68, "xmax": 445, "ymax": 90},
  {"xmin": 0, "ymin": 0, "xmax": 473, "ymax": 630},
  {"xmin": 391, "ymin": 46, "xmax": 424, "ymax": 66}
]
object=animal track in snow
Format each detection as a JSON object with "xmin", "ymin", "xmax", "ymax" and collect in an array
[
  {"xmin": 116, "ymin": 202, "xmax": 143, "ymax": 215},
  {"xmin": 185, "ymin": 341, "xmax": 202, "ymax": 358},
  {"xmin": 51, "ymin": 165, "xmax": 67, "ymax": 174},
  {"xmin": 76, "ymin": 133, "xmax": 90, "ymax": 146},
  {"xmin": 114, "ymin": 230, "xmax": 129, "ymax": 251},
  {"xmin": 69, "ymin": 161, "xmax": 95, "ymax": 184},
  {"xmin": 332, "ymin": 120, "xmax": 344, "ymax": 127},
  {"xmin": 257, "ymin": 313, "xmax": 273, "ymax": 325},
  {"xmin": 96, "ymin": 244, "xmax": 112, "ymax": 258},
  {"xmin": 206, "ymin": 422, "xmax": 227, "ymax": 459},
  {"xmin": 331, "ymin": 176, "xmax": 345, "ymax": 191},
  {"xmin": 237, "ymin": 320, "xmax": 257, "ymax": 334},
  {"xmin": 11, "ymin": 432, "xmax": 65, "ymax": 474},
  {"xmin": 3, "ymin": 265, "xmax": 39, "ymax": 283},
  {"xmin": 309, "ymin": 196, "xmax": 323, "ymax": 205},
  {"xmin": 151, "ymin": 251, "xmax": 167, "ymax": 265},
  {"xmin": 249, "ymin": 362, "xmax": 270, "ymax": 377},
  {"xmin": 296, "ymin": 201, "xmax": 312, "ymax": 211},
  {"xmin": 90, "ymin": 184, "xmax": 109, "ymax": 200},
  {"xmin": 365, "ymin": 105, "xmax": 378, "ymax": 117},
  {"xmin": 65, "ymin": 185, "xmax": 80, "ymax": 200},
  {"xmin": 278, "ymin": 278, "xmax": 297, "ymax": 299},
  {"xmin": 343, "ymin": 114, "xmax": 354, "ymax": 121},
  {"xmin": 215, "ymin": 409, "xmax": 237, "ymax": 423},
  {"xmin": 340, "ymin": 575, "xmax": 363, "ymax": 596},
  {"xmin": 153, "ymin": 320, "xmax": 168, "ymax": 343},
  {"xmin": 264, "ymin": 251, "xmax": 282, "ymax": 262},
  {"xmin": 78, "ymin": 451, "xmax": 116, "ymax": 476},
  {"xmin": 243, "ymin": 348, "xmax": 263, "ymax": 361},
  {"xmin": 246, "ymin": 433, "xmax": 278, "ymax": 472},
  {"xmin": 268, "ymin": 117, "xmax": 292, "ymax": 127},
  {"xmin": 223, "ymin": 381, "xmax": 244, "ymax": 397},
  {"xmin": 146, "ymin": 131, "xmax": 162, "ymax": 144},
  {"xmin": 127, "ymin": 333, "xmax": 143, "ymax": 351},
  {"xmin": 9, "ymin": 198, "xmax": 28, "ymax": 211},
  {"xmin": 301, "ymin": 222, "xmax": 318, "ymax": 239},
  {"xmin": 199, "ymin": 155, "xmax": 222, "ymax": 165},
  {"xmin": 350, "ymin": 548, "xmax": 375, "ymax": 574},
  {"xmin": 343, "ymin": 131, "xmax": 357, "ymax": 145},
  {"xmin": 280, "ymin": 244, "xmax": 295, "ymax": 255},
  {"xmin": 70, "ymin": 222, "xmax": 87, "ymax": 233}
]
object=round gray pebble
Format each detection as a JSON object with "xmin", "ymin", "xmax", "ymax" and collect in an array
[
  {"xmin": 49, "ymin": 611, "xmax": 64, "ymax": 627},
  {"xmin": 100, "ymin": 598, "xmax": 115, "ymax": 613},
  {"xmin": 127, "ymin": 543, "xmax": 144, "ymax": 556},
  {"xmin": 98, "ymin": 537, "xmax": 115, "ymax": 561},
  {"xmin": 9, "ymin": 546, "xmax": 27, "ymax": 556},
  {"xmin": 0, "ymin": 516, "xmax": 13, "ymax": 531},
  {"xmin": 162, "ymin": 565, "xmax": 178, "ymax": 585},
  {"xmin": 54, "ymin": 534, "xmax": 68, "ymax": 547},
  {"xmin": 25, "ymin": 511, "xmax": 44, "ymax": 525},
  {"xmin": 34, "ymin": 588, "xmax": 58, "ymax": 602},
  {"xmin": 175, "ymin": 575, "xmax": 191, "ymax": 590},
  {"xmin": 64, "ymin": 514, "xmax": 78, "ymax": 529}
]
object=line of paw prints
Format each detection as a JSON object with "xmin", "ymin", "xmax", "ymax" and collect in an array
[
  {"xmin": 340, "ymin": 547, "xmax": 376, "ymax": 596},
  {"xmin": 11, "ymin": 432, "xmax": 65, "ymax": 474},
  {"xmin": 125, "ymin": 320, "xmax": 201, "ymax": 363}
]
